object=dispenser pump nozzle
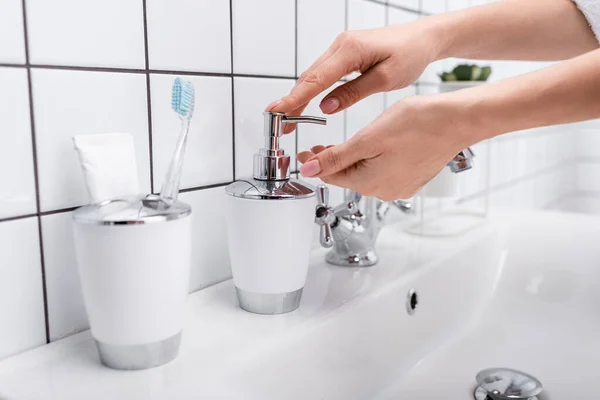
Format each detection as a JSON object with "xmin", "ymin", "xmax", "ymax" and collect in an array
[{"xmin": 253, "ymin": 112, "xmax": 327, "ymax": 181}]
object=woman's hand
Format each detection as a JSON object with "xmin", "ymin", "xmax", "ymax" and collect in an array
[
  {"xmin": 266, "ymin": 22, "xmax": 440, "ymax": 133},
  {"xmin": 297, "ymin": 95, "xmax": 476, "ymax": 200},
  {"xmin": 266, "ymin": 0, "xmax": 596, "ymax": 136},
  {"xmin": 297, "ymin": 44, "xmax": 600, "ymax": 201}
]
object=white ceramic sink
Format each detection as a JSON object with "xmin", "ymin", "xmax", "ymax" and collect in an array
[{"xmin": 0, "ymin": 210, "xmax": 598, "ymax": 399}]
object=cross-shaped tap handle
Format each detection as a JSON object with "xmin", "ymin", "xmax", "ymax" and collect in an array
[{"xmin": 314, "ymin": 185, "xmax": 357, "ymax": 248}]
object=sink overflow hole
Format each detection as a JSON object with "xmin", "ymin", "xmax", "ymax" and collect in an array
[{"xmin": 406, "ymin": 289, "xmax": 418, "ymax": 315}]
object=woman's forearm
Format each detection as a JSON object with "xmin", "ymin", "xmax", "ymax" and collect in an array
[
  {"xmin": 425, "ymin": 0, "xmax": 597, "ymax": 62},
  {"xmin": 436, "ymin": 48, "xmax": 600, "ymax": 146}
]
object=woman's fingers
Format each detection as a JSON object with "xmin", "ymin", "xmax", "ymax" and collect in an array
[
  {"xmin": 281, "ymin": 103, "xmax": 309, "ymax": 134},
  {"xmin": 310, "ymin": 145, "xmax": 327, "ymax": 154},
  {"xmin": 297, "ymin": 151, "xmax": 314, "ymax": 164},
  {"xmin": 297, "ymin": 145, "xmax": 331, "ymax": 165},
  {"xmin": 274, "ymin": 48, "xmax": 359, "ymax": 114},
  {"xmin": 319, "ymin": 65, "xmax": 388, "ymax": 114},
  {"xmin": 300, "ymin": 136, "xmax": 375, "ymax": 178},
  {"xmin": 297, "ymin": 41, "xmax": 340, "ymax": 84}
]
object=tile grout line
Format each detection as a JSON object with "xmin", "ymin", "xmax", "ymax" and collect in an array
[
  {"xmin": 40, "ymin": 206, "xmax": 79, "ymax": 217},
  {"xmin": 0, "ymin": 62, "xmax": 25, "ymax": 68},
  {"xmin": 141, "ymin": 0, "xmax": 154, "ymax": 194},
  {"xmin": 294, "ymin": 0, "xmax": 299, "ymax": 173},
  {"xmin": 0, "ymin": 213, "xmax": 38, "ymax": 224},
  {"xmin": 366, "ymin": 0, "xmax": 424, "ymax": 15},
  {"xmin": 20, "ymin": 0, "xmax": 51, "ymax": 344},
  {"xmin": 2, "ymin": 182, "xmax": 236, "ymax": 225},
  {"xmin": 3, "ymin": 62, "xmax": 301, "ymax": 81},
  {"xmin": 229, "ymin": 0, "xmax": 236, "ymax": 181}
]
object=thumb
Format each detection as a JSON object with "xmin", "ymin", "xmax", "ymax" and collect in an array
[{"xmin": 299, "ymin": 139, "xmax": 365, "ymax": 178}]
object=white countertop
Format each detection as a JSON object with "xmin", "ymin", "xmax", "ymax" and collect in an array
[{"xmin": 0, "ymin": 221, "xmax": 496, "ymax": 400}]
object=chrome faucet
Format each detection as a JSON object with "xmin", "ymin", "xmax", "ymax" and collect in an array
[{"xmin": 314, "ymin": 147, "xmax": 475, "ymax": 267}]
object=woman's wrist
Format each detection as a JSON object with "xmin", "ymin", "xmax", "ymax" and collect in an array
[
  {"xmin": 405, "ymin": 92, "xmax": 488, "ymax": 150},
  {"xmin": 416, "ymin": 14, "xmax": 455, "ymax": 62}
]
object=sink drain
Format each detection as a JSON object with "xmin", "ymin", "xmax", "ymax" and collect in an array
[
  {"xmin": 405, "ymin": 288, "xmax": 418, "ymax": 316},
  {"xmin": 474, "ymin": 368, "xmax": 543, "ymax": 400}
]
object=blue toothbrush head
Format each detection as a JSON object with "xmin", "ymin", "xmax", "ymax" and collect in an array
[{"xmin": 171, "ymin": 77, "xmax": 195, "ymax": 118}]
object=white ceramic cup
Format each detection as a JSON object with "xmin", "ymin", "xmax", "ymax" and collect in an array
[{"xmin": 72, "ymin": 195, "xmax": 191, "ymax": 370}]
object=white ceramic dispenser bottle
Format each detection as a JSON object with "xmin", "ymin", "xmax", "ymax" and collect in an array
[{"xmin": 225, "ymin": 112, "xmax": 327, "ymax": 314}]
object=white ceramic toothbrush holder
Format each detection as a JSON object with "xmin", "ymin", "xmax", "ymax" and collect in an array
[{"xmin": 72, "ymin": 194, "xmax": 192, "ymax": 370}]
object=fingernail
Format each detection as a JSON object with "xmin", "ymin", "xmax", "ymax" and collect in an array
[
  {"xmin": 300, "ymin": 159, "xmax": 321, "ymax": 177},
  {"xmin": 320, "ymin": 97, "xmax": 340, "ymax": 114},
  {"xmin": 265, "ymin": 99, "xmax": 282, "ymax": 111}
]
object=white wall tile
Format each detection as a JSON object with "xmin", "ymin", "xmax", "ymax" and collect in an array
[
  {"xmin": 297, "ymin": 0, "xmax": 345, "ymax": 74},
  {"xmin": 447, "ymin": 0, "xmax": 470, "ymax": 11},
  {"xmin": 388, "ymin": 6, "xmax": 419, "ymax": 26},
  {"xmin": 500, "ymin": 139, "xmax": 518, "ymax": 183},
  {"xmin": 385, "ymin": 85, "xmax": 416, "ymax": 108},
  {"xmin": 32, "ymin": 69, "xmax": 150, "ymax": 211},
  {"xmin": 0, "ymin": 0, "xmax": 26, "ymax": 63},
  {"xmin": 179, "ymin": 187, "xmax": 231, "ymax": 292},
  {"xmin": 42, "ymin": 212, "xmax": 88, "ymax": 341},
  {"xmin": 533, "ymin": 173, "xmax": 551, "ymax": 208},
  {"xmin": 346, "ymin": 93, "xmax": 384, "ymax": 139},
  {"xmin": 0, "ymin": 217, "xmax": 46, "ymax": 359},
  {"xmin": 578, "ymin": 162, "xmax": 600, "ymax": 192},
  {"xmin": 577, "ymin": 129, "xmax": 600, "ymax": 159},
  {"xmin": 389, "ymin": 0, "xmax": 420, "ymax": 11},
  {"xmin": 151, "ymin": 75, "xmax": 233, "ymax": 191},
  {"xmin": 417, "ymin": 84, "xmax": 438, "ymax": 95},
  {"xmin": 26, "ymin": 0, "xmax": 145, "ymax": 68},
  {"xmin": 563, "ymin": 163, "xmax": 578, "ymax": 195},
  {"xmin": 420, "ymin": 59, "xmax": 446, "ymax": 84},
  {"xmin": 348, "ymin": 0, "xmax": 386, "ymax": 31},
  {"xmin": 529, "ymin": 133, "xmax": 547, "ymax": 174},
  {"xmin": 147, "ymin": 0, "xmax": 231, "ymax": 73},
  {"xmin": 422, "ymin": 0, "xmax": 447, "ymax": 14},
  {"xmin": 0, "ymin": 67, "xmax": 36, "ymax": 218},
  {"xmin": 488, "ymin": 139, "xmax": 501, "ymax": 187},
  {"xmin": 486, "ymin": 60, "xmax": 547, "ymax": 82},
  {"xmin": 234, "ymin": 77, "xmax": 296, "ymax": 178},
  {"xmin": 232, "ymin": 0, "xmax": 295, "ymax": 76}
]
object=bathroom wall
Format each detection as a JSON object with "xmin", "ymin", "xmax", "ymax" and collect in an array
[{"xmin": 0, "ymin": 0, "xmax": 593, "ymax": 360}]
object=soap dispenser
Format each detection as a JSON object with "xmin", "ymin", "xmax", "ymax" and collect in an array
[{"xmin": 225, "ymin": 112, "xmax": 326, "ymax": 314}]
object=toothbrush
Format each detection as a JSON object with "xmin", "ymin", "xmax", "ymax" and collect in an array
[{"xmin": 160, "ymin": 77, "xmax": 195, "ymax": 201}]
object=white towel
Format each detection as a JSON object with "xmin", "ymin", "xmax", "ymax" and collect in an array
[
  {"xmin": 573, "ymin": 0, "xmax": 600, "ymax": 43},
  {"xmin": 73, "ymin": 133, "xmax": 141, "ymax": 203}
]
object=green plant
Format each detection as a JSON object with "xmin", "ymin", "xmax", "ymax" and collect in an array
[{"xmin": 439, "ymin": 64, "xmax": 492, "ymax": 82}]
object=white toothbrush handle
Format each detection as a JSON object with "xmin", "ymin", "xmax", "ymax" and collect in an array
[{"xmin": 160, "ymin": 117, "xmax": 190, "ymax": 201}]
